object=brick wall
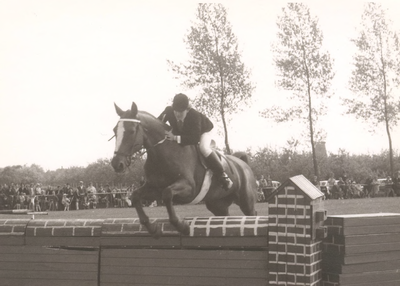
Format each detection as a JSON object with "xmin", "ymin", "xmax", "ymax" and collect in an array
[
  {"xmin": 0, "ymin": 216, "xmax": 269, "ymax": 286},
  {"xmin": 322, "ymin": 213, "xmax": 400, "ymax": 286}
]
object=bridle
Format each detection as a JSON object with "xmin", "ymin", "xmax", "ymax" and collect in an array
[{"xmin": 112, "ymin": 118, "xmax": 167, "ymax": 164}]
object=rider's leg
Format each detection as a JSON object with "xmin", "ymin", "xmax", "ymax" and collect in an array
[{"xmin": 200, "ymin": 132, "xmax": 233, "ymax": 190}]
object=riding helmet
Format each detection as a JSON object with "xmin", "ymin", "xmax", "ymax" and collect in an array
[{"xmin": 172, "ymin": 93, "xmax": 189, "ymax": 112}]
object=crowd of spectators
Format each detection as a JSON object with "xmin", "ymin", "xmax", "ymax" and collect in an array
[
  {"xmin": 0, "ymin": 181, "xmax": 136, "ymax": 211},
  {"xmin": 2, "ymin": 171, "xmax": 399, "ymax": 210},
  {"xmin": 311, "ymin": 170, "xmax": 400, "ymax": 200},
  {"xmin": 255, "ymin": 171, "xmax": 400, "ymax": 202}
]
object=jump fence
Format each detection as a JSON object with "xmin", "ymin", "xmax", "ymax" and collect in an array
[{"xmin": 0, "ymin": 174, "xmax": 399, "ymax": 286}]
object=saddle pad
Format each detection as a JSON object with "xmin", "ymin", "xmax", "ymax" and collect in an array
[{"xmin": 189, "ymin": 169, "xmax": 213, "ymax": 205}]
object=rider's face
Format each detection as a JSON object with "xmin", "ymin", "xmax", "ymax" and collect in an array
[{"xmin": 174, "ymin": 110, "xmax": 188, "ymax": 121}]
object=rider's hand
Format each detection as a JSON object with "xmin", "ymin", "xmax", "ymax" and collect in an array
[{"xmin": 165, "ymin": 130, "xmax": 175, "ymax": 141}]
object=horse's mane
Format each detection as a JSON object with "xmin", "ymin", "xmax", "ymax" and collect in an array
[{"xmin": 137, "ymin": 110, "xmax": 171, "ymax": 131}]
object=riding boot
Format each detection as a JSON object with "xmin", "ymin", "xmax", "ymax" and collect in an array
[{"xmin": 205, "ymin": 152, "xmax": 233, "ymax": 191}]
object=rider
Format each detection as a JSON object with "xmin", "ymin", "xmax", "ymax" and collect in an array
[{"xmin": 158, "ymin": 93, "xmax": 233, "ymax": 190}]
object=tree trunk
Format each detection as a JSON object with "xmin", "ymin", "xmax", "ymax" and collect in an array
[
  {"xmin": 302, "ymin": 47, "xmax": 319, "ymax": 177},
  {"xmin": 385, "ymin": 119, "xmax": 394, "ymax": 177},
  {"xmin": 379, "ymin": 34, "xmax": 394, "ymax": 178},
  {"xmin": 222, "ymin": 115, "xmax": 231, "ymax": 154},
  {"xmin": 308, "ymin": 91, "xmax": 318, "ymax": 178}
]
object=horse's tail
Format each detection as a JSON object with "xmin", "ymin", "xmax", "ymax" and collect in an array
[{"xmin": 232, "ymin": 151, "xmax": 249, "ymax": 164}]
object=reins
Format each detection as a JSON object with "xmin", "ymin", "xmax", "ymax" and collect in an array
[{"xmin": 112, "ymin": 117, "xmax": 167, "ymax": 162}]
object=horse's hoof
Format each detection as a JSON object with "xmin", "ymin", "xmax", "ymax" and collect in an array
[
  {"xmin": 178, "ymin": 221, "xmax": 190, "ymax": 236},
  {"xmin": 147, "ymin": 223, "xmax": 163, "ymax": 239}
]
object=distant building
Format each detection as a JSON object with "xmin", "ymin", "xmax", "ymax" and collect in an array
[{"xmin": 315, "ymin": 141, "xmax": 327, "ymax": 158}]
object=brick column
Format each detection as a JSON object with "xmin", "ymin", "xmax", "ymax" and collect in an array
[{"xmin": 268, "ymin": 175, "xmax": 325, "ymax": 286}]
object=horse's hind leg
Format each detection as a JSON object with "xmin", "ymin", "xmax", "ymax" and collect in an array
[
  {"xmin": 237, "ymin": 188, "xmax": 257, "ymax": 216},
  {"xmin": 239, "ymin": 200, "xmax": 257, "ymax": 216},
  {"xmin": 205, "ymin": 196, "xmax": 234, "ymax": 216}
]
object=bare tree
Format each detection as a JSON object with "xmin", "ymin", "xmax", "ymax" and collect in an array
[
  {"xmin": 344, "ymin": 3, "xmax": 400, "ymax": 177},
  {"xmin": 261, "ymin": 3, "xmax": 334, "ymax": 177},
  {"xmin": 168, "ymin": 3, "xmax": 254, "ymax": 154}
]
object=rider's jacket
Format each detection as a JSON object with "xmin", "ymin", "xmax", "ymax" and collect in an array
[{"xmin": 158, "ymin": 106, "xmax": 213, "ymax": 146}]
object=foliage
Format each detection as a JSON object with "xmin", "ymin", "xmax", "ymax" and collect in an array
[
  {"xmin": 0, "ymin": 164, "xmax": 44, "ymax": 185},
  {"xmin": 261, "ymin": 3, "xmax": 335, "ymax": 177},
  {"xmin": 1, "ymin": 148, "xmax": 399, "ymax": 188},
  {"xmin": 249, "ymin": 146, "xmax": 400, "ymax": 184},
  {"xmin": 0, "ymin": 156, "xmax": 145, "ymax": 188},
  {"xmin": 168, "ymin": 3, "xmax": 254, "ymax": 154},
  {"xmin": 344, "ymin": 2, "xmax": 400, "ymax": 177}
]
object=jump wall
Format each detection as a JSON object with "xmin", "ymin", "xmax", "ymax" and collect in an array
[{"xmin": 0, "ymin": 217, "xmax": 269, "ymax": 286}]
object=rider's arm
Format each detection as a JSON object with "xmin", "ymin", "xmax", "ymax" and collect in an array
[{"xmin": 158, "ymin": 106, "xmax": 173, "ymax": 123}]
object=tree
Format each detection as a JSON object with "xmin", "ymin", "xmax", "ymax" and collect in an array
[
  {"xmin": 168, "ymin": 3, "xmax": 254, "ymax": 154},
  {"xmin": 261, "ymin": 3, "xmax": 334, "ymax": 177},
  {"xmin": 344, "ymin": 3, "xmax": 400, "ymax": 177}
]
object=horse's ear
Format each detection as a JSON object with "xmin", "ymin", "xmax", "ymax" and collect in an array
[
  {"xmin": 114, "ymin": 103, "xmax": 124, "ymax": 117},
  {"xmin": 131, "ymin": 102, "xmax": 138, "ymax": 117}
]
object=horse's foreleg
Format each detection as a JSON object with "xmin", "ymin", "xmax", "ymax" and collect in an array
[
  {"xmin": 131, "ymin": 186, "xmax": 162, "ymax": 238},
  {"xmin": 162, "ymin": 181, "xmax": 192, "ymax": 235}
]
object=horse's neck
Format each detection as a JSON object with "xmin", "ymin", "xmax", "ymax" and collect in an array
[{"xmin": 139, "ymin": 112, "xmax": 167, "ymax": 147}]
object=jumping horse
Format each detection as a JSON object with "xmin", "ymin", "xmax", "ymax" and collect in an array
[{"xmin": 111, "ymin": 102, "xmax": 258, "ymax": 237}]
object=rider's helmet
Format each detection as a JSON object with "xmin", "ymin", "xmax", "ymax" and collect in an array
[{"xmin": 172, "ymin": 93, "xmax": 189, "ymax": 112}]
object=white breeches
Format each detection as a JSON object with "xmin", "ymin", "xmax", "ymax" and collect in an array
[{"xmin": 199, "ymin": 131, "xmax": 215, "ymax": 157}]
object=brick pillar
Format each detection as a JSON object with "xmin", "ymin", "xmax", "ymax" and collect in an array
[{"xmin": 268, "ymin": 181, "xmax": 325, "ymax": 285}]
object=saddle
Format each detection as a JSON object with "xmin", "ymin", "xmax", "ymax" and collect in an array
[{"xmin": 189, "ymin": 145, "xmax": 232, "ymax": 205}]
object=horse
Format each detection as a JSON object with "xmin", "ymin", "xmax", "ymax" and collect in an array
[{"xmin": 111, "ymin": 102, "xmax": 258, "ymax": 237}]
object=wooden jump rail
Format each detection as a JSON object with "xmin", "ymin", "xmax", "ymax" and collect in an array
[
  {"xmin": 0, "ymin": 209, "xmax": 48, "ymax": 220},
  {"xmin": 0, "ymin": 175, "xmax": 399, "ymax": 286}
]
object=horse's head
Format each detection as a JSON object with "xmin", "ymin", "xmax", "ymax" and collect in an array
[
  {"xmin": 111, "ymin": 102, "xmax": 167, "ymax": 173},
  {"xmin": 111, "ymin": 102, "xmax": 145, "ymax": 173}
]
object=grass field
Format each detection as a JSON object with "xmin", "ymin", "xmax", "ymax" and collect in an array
[{"xmin": 1, "ymin": 197, "xmax": 399, "ymax": 220}]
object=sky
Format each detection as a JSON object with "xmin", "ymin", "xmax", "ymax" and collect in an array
[{"xmin": 1, "ymin": 0, "xmax": 400, "ymax": 171}]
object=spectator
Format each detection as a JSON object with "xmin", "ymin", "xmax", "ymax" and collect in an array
[
  {"xmin": 21, "ymin": 184, "xmax": 29, "ymax": 196},
  {"xmin": 86, "ymin": 182, "xmax": 97, "ymax": 209},
  {"xmin": 14, "ymin": 191, "xmax": 22, "ymax": 209},
  {"xmin": 337, "ymin": 177, "xmax": 346, "ymax": 198},
  {"xmin": 62, "ymin": 193, "xmax": 71, "ymax": 211},
  {"xmin": 266, "ymin": 174, "xmax": 273, "ymax": 187},
  {"xmin": 97, "ymin": 184, "xmax": 108, "ymax": 208},
  {"xmin": 77, "ymin": 181, "xmax": 86, "ymax": 209},
  {"xmin": 364, "ymin": 175, "xmax": 373, "ymax": 197},
  {"xmin": 392, "ymin": 171, "xmax": 400, "ymax": 197},
  {"xmin": 124, "ymin": 186, "xmax": 133, "ymax": 207},
  {"xmin": 385, "ymin": 176, "xmax": 395, "ymax": 197},
  {"xmin": 258, "ymin": 175, "xmax": 269, "ymax": 201},
  {"xmin": 105, "ymin": 184, "xmax": 113, "ymax": 208},
  {"xmin": 114, "ymin": 188, "xmax": 122, "ymax": 208},
  {"xmin": 28, "ymin": 183, "xmax": 36, "ymax": 211},
  {"xmin": 327, "ymin": 173, "xmax": 339, "ymax": 199},
  {"xmin": 48, "ymin": 190, "xmax": 57, "ymax": 211},
  {"xmin": 255, "ymin": 178, "xmax": 264, "ymax": 202},
  {"xmin": 370, "ymin": 176, "xmax": 380, "ymax": 198},
  {"xmin": 71, "ymin": 187, "xmax": 79, "ymax": 210}
]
